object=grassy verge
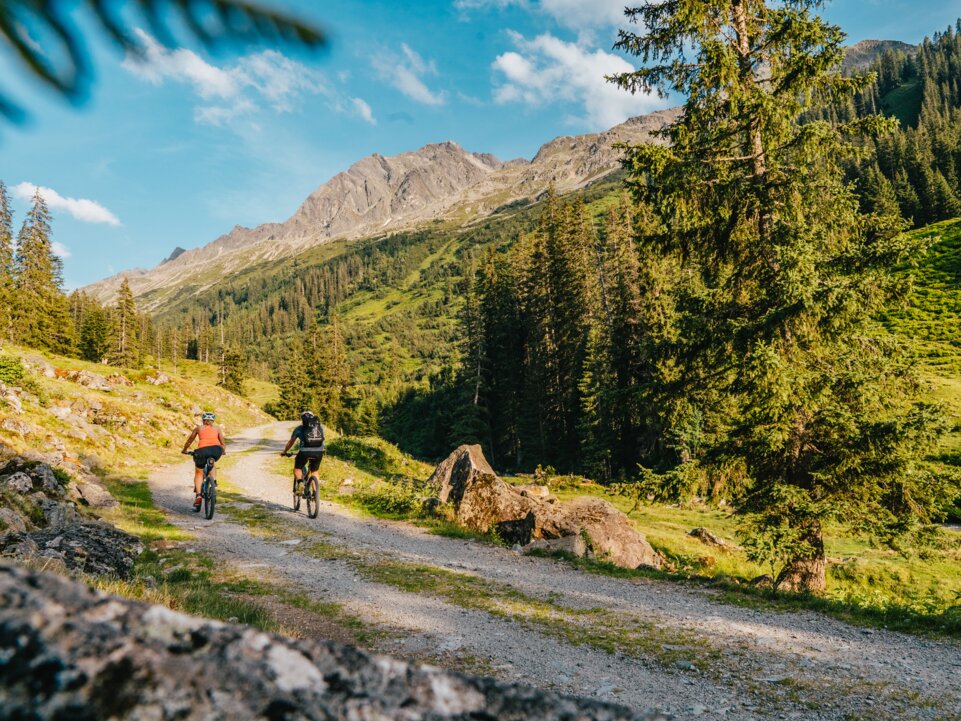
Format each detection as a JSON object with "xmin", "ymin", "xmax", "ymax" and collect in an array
[
  {"xmin": 277, "ymin": 433, "xmax": 961, "ymax": 637},
  {"xmin": 92, "ymin": 477, "xmax": 276, "ymax": 628},
  {"xmin": 89, "ymin": 474, "xmax": 383, "ymax": 647}
]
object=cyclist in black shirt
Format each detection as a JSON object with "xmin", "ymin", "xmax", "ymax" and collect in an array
[{"xmin": 280, "ymin": 411, "xmax": 325, "ymax": 493}]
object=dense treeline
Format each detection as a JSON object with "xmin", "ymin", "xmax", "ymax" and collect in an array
[
  {"xmin": 817, "ymin": 22, "xmax": 961, "ymax": 225},
  {"xmin": 385, "ymin": 1, "xmax": 961, "ymax": 593},
  {"xmin": 0, "ymin": 181, "xmax": 245, "ymax": 392},
  {"xmin": 156, "ymin": 231, "xmax": 452, "ymax": 360},
  {"xmin": 148, "ymin": 182, "xmax": 582, "ymax": 426},
  {"xmin": 382, "ymin": 191, "xmax": 672, "ymax": 480}
]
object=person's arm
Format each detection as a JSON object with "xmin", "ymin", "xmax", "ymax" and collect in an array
[
  {"xmin": 218, "ymin": 426, "xmax": 227, "ymax": 452},
  {"xmin": 182, "ymin": 427, "xmax": 199, "ymax": 454},
  {"xmin": 281, "ymin": 428, "xmax": 298, "ymax": 455}
]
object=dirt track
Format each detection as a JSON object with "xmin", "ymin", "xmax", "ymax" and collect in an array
[{"xmin": 149, "ymin": 423, "xmax": 961, "ymax": 721}]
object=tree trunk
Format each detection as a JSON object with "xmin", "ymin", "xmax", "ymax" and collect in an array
[{"xmin": 776, "ymin": 521, "xmax": 826, "ymax": 594}]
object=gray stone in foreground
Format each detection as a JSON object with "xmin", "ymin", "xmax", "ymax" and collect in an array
[{"xmin": 0, "ymin": 564, "xmax": 667, "ymax": 721}]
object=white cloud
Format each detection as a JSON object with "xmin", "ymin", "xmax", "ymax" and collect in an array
[
  {"xmin": 51, "ymin": 241, "xmax": 71, "ymax": 258},
  {"xmin": 122, "ymin": 30, "xmax": 237, "ymax": 99},
  {"xmin": 12, "ymin": 182, "xmax": 122, "ymax": 226},
  {"xmin": 540, "ymin": 0, "xmax": 628, "ymax": 29},
  {"xmin": 122, "ymin": 31, "xmax": 332, "ymax": 127},
  {"xmin": 454, "ymin": 0, "xmax": 630, "ymax": 29},
  {"xmin": 492, "ymin": 31, "xmax": 662, "ymax": 129},
  {"xmin": 234, "ymin": 50, "xmax": 328, "ymax": 112},
  {"xmin": 373, "ymin": 44, "xmax": 446, "ymax": 106},
  {"xmin": 352, "ymin": 97, "xmax": 377, "ymax": 125}
]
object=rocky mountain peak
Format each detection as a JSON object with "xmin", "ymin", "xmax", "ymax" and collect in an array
[
  {"xmin": 84, "ymin": 108, "xmax": 677, "ymax": 308},
  {"xmin": 842, "ymin": 39, "xmax": 916, "ymax": 71}
]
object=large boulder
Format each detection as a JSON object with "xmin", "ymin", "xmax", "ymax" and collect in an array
[
  {"xmin": 540, "ymin": 497, "xmax": 662, "ymax": 569},
  {"xmin": 426, "ymin": 446, "xmax": 662, "ymax": 569},
  {"xmin": 0, "ymin": 564, "xmax": 664, "ymax": 721}
]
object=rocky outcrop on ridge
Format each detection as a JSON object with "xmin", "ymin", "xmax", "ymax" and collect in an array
[
  {"xmin": 426, "ymin": 445, "xmax": 663, "ymax": 569},
  {"xmin": 0, "ymin": 563, "xmax": 665, "ymax": 721}
]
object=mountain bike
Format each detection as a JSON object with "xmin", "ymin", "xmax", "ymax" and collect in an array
[
  {"xmin": 186, "ymin": 451, "xmax": 217, "ymax": 520},
  {"xmin": 283, "ymin": 452, "xmax": 319, "ymax": 519}
]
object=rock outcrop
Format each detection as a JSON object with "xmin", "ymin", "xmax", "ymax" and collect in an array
[
  {"xmin": 426, "ymin": 445, "xmax": 662, "ymax": 569},
  {"xmin": 0, "ymin": 563, "xmax": 664, "ymax": 721},
  {"xmin": 0, "ymin": 456, "xmax": 138, "ymax": 578}
]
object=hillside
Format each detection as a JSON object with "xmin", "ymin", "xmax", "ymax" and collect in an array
[
  {"xmin": 841, "ymin": 39, "xmax": 915, "ymax": 71},
  {"xmin": 881, "ymin": 218, "xmax": 961, "ymax": 459},
  {"xmin": 147, "ymin": 172, "xmax": 628, "ymax": 406},
  {"xmin": 0, "ymin": 344, "xmax": 270, "ymax": 481},
  {"xmin": 85, "ymin": 110, "xmax": 679, "ymax": 310}
]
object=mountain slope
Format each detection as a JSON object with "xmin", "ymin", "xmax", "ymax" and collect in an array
[
  {"xmin": 841, "ymin": 39, "xmax": 915, "ymax": 71},
  {"xmin": 85, "ymin": 109, "xmax": 679, "ymax": 308}
]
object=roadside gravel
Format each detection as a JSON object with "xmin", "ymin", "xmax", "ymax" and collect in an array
[{"xmin": 149, "ymin": 423, "xmax": 961, "ymax": 721}]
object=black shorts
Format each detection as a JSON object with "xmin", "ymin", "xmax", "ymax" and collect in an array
[
  {"xmin": 294, "ymin": 448, "xmax": 324, "ymax": 472},
  {"xmin": 193, "ymin": 446, "xmax": 223, "ymax": 469}
]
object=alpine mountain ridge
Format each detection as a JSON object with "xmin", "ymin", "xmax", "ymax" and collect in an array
[{"xmin": 85, "ymin": 108, "xmax": 680, "ymax": 308}]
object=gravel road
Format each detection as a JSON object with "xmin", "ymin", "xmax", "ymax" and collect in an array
[{"xmin": 149, "ymin": 423, "xmax": 961, "ymax": 721}]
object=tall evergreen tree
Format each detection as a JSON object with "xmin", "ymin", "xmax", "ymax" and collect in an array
[
  {"xmin": 219, "ymin": 345, "xmax": 247, "ymax": 395},
  {"xmin": 12, "ymin": 190, "xmax": 74, "ymax": 353},
  {"xmin": 275, "ymin": 354, "xmax": 311, "ymax": 420},
  {"xmin": 111, "ymin": 277, "xmax": 139, "ymax": 367},
  {"xmin": 613, "ymin": 0, "xmax": 954, "ymax": 593},
  {"xmin": 0, "ymin": 182, "xmax": 14, "ymax": 342},
  {"xmin": 78, "ymin": 299, "xmax": 112, "ymax": 363}
]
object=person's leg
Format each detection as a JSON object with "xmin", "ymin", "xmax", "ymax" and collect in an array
[
  {"xmin": 193, "ymin": 467, "xmax": 203, "ymax": 494},
  {"xmin": 308, "ymin": 456, "xmax": 321, "ymax": 482},
  {"xmin": 293, "ymin": 451, "xmax": 306, "ymax": 488}
]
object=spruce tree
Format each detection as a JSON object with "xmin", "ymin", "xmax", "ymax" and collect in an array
[
  {"xmin": 79, "ymin": 303, "xmax": 112, "ymax": 362},
  {"xmin": 111, "ymin": 277, "xmax": 139, "ymax": 367},
  {"xmin": 0, "ymin": 182, "xmax": 14, "ymax": 342},
  {"xmin": 613, "ymin": 0, "xmax": 953, "ymax": 593},
  {"xmin": 12, "ymin": 190, "xmax": 74, "ymax": 354},
  {"xmin": 219, "ymin": 345, "xmax": 247, "ymax": 395},
  {"xmin": 275, "ymin": 353, "xmax": 311, "ymax": 420}
]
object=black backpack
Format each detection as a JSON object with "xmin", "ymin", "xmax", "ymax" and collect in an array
[{"xmin": 302, "ymin": 416, "xmax": 325, "ymax": 448}]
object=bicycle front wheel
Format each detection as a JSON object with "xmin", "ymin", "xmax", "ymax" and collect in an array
[
  {"xmin": 204, "ymin": 480, "xmax": 216, "ymax": 519},
  {"xmin": 306, "ymin": 477, "xmax": 319, "ymax": 519}
]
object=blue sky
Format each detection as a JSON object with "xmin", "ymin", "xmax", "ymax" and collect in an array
[{"xmin": 2, "ymin": 0, "xmax": 959, "ymax": 289}]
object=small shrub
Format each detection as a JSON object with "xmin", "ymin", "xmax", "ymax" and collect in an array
[
  {"xmin": 0, "ymin": 354, "xmax": 25, "ymax": 385},
  {"xmin": 51, "ymin": 467, "xmax": 71, "ymax": 487},
  {"xmin": 355, "ymin": 482, "xmax": 422, "ymax": 517},
  {"xmin": 166, "ymin": 567, "xmax": 193, "ymax": 583}
]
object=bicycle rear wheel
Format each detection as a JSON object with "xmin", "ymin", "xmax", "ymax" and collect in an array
[
  {"xmin": 204, "ymin": 479, "xmax": 216, "ymax": 519},
  {"xmin": 306, "ymin": 477, "xmax": 319, "ymax": 519}
]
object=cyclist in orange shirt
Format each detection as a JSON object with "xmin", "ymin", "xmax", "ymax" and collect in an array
[{"xmin": 182, "ymin": 411, "xmax": 226, "ymax": 511}]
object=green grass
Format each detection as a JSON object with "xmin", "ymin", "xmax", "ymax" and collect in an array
[
  {"xmin": 881, "ymin": 79, "xmax": 923, "ymax": 128},
  {"xmin": 92, "ymin": 469, "xmax": 386, "ymax": 646},
  {"xmin": 0, "ymin": 343, "xmax": 270, "ymax": 479},
  {"xmin": 88, "ymin": 477, "xmax": 275, "ymax": 629},
  {"xmin": 271, "ymin": 432, "xmax": 961, "ymax": 636},
  {"xmin": 881, "ymin": 218, "xmax": 961, "ymax": 472}
]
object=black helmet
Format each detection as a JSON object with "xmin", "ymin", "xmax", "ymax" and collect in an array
[{"xmin": 301, "ymin": 411, "xmax": 316, "ymax": 423}]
